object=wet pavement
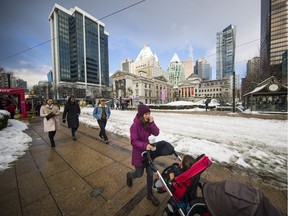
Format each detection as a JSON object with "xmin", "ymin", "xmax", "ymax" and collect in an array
[{"xmin": 0, "ymin": 116, "xmax": 287, "ymax": 215}]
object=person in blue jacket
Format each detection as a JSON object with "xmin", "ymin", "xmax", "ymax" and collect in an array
[{"xmin": 93, "ymin": 98, "xmax": 111, "ymax": 144}]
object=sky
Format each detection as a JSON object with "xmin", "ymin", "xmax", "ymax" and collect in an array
[
  {"xmin": 1, "ymin": 100, "xmax": 287, "ymax": 189},
  {"xmin": 0, "ymin": 0, "xmax": 261, "ymax": 89}
]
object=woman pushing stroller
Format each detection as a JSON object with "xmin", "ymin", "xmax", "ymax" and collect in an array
[{"xmin": 126, "ymin": 104, "xmax": 161, "ymax": 206}]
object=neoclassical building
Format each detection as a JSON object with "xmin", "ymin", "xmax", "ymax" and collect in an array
[
  {"xmin": 111, "ymin": 70, "xmax": 173, "ymax": 105},
  {"xmin": 178, "ymin": 74, "xmax": 234, "ymax": 102}
]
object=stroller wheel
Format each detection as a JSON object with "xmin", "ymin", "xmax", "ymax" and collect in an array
[{"xmin": 187, "ymin": 198, "xmax": 210, "ymax": 216}]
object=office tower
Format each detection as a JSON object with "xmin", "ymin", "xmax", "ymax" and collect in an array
[
  {"xmin": 168, "ymin": 53, "xmax": 184, "ymax": 87},
  {"xmin": 246, "ymin": 57, "xmax": 260, "ymax": 77},
  {"xmin": 49, "ymin": 4, "xmax": 109, "ymax": 98},
  {"xmin": 121, "ymin": 58, "xmax": 133, "ymax": 73},
  {"xmin": 47, "ymin": 70, "xmax": 53, "ymax": 83},
  {"xmin": 216, "ymin": 25, "xmax": 236, "ymax": 79},
  {"xmin": 182, "ymin": 57, "xmax": 195, "ymax": 79},
  {"xmin": 260, "ymin": 0, "xmax": 288, "ymax": 81},
  {"xmin": 194, "ymin": 57, "xmax": 212, "ymax": 81}
]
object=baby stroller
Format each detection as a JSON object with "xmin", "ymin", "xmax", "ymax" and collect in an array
[
  {"xmin": 146, "ymin": 142, "xmax": 285, "ymax": 216},
  {"xmin": 146, "ymin": 141, "xmax": 212, "ymax": 216},
  {"xmin": 188, "ymin": 179, "xmax": 286, "ymax": 216}
]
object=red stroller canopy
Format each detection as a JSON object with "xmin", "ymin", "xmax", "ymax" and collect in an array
[{"xmin": 173, "ymin": 155, "xmax": 212, "ymax": 201}]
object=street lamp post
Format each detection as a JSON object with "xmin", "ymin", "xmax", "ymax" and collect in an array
[{"xmin": 232, "ymin": 71, "xmax": 235, "ymax": 113}]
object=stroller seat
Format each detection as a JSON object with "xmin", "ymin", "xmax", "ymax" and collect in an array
[
  {"xmin": 171, "ymin": 154, "xmax": 212, "ymax": 202},
  {"xmin": 153, "ymin": 154, "xmax": 212, "ymax": 215}
]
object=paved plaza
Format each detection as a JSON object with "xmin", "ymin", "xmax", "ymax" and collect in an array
[{"xmin": 0, "ymin": 116, "xmax": 286, "ymax": 215}]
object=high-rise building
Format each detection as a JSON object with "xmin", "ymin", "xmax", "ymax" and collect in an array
[
  {"xmin": 47, "ymin": 70, "xmax": 53, "ymax": 83},
  {"xmin": 194, "ymin": 57, "xmax": 212, "ymax": 81},
  {"xmin": 182, "ymin": 57, "xmax": 194, "ymax": 79},
  {"xmin": 216, "ymin": 25, "xmax": 236, "ymax": 79},
  {"xmin": 49, "ymin": 4, "xmax": 109, "ymax": 99},
  {"xmin": 168, "ymin": 53, "xmax": 184, "ymax": 87},
  {"xmin": 246, "ymin": 57, "xmax": 260, "ymax": 77},
  {"xmin": 132, "ymin": 44, "xmax": 166, "ymax": 78},
  {"xmin": 260, "ymin": 0, "xmax": 288, "ymax": 81},
  {"xmin": 121, "ymin": 58, "xmax": 133, "ymax": 73},
  {"xmin": 16, "ymin": 79, "xmax": 27, "ymax": 89}
]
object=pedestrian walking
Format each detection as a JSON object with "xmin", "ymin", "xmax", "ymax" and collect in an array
[
  {"xmin": 62, "ymin": 95, "xmax": 81, "ymax": 141},
  {"xmin": 126, "ymin": 104, "xmax": 160, "ymax": 206},
  {"xmin": 40, "ymin": 98, "xmax": 61, "ymax": 147},
  {"xmin": 93, "ymin": 98, "xmax": 111, "ymax": 144},
  {"xmin": 35, "ymin": 101, "xmax": 42, "ymax": 116},
  {"xmin": 205, "ymin": 98, "xmax": 209, "ymax": 111},
  {"xmin": 6, "ymin": 103, "xmax": 17, "ymax": 119}
]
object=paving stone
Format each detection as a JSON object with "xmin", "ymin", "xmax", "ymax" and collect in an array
[
  {"xmin": 0, "ymin": 189, "xmax": 22, "ymax": 216},
  {"xmin": 15, "ymin": 151, "xmax": 38, "ymax": 175},
  {"xmin": 32, "ymin": 149, "xmax": 70, "ymax": 178},
  {"xmin": 55, "ymin": 143, "xmax": 114, "ymax": 177},
  {"xmin": 0, "ymin": 167, "xmax": 17, "ymax": 196},
  {"xmin": 45, "ymin": 168, "xmax": 104, "ymax": 215},
  {"xmin": 17, "ymin": 170, "xmax": 50, "ymax": 207},
  {"xmin": 23, "ymin": 195, "xmax": 61, "ymax": 216}
]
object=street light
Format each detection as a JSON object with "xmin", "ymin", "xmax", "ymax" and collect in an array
[{"xmin": 232, "ymin": 71, "xmax": 235, "ymax": 113}]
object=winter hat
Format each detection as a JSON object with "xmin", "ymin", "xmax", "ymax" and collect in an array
[{"xmin": 137, "ymin": 104, "xmax": 151, "ymax": 117}]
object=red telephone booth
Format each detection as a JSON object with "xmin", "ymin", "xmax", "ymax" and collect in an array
[{"xmin": 0, "ymin": 88, "xmax": 28, "ymax": 118}]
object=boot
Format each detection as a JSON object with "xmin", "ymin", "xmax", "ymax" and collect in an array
[
  {"xmin": 126, "ymin": 172, "xmax": 133, "ymax": 187},
  {"xmin": 51, "ymin": 140, "xmax": 55, "ymax": 148},
  {"xmin": 72, "ymin": 136, "xmax": 77, "ymax": 141},
  {"xmin": 147, "ymin": 192, "xmax": 159, "ymax": 206}
]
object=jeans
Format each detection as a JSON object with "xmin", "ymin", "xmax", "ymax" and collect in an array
[
  {"xmin": 97, "ymin": 119, "xmax": 108, "ymax": 141},
  {"xmin": 130, "ymin": 165, "xmax": 154, "ymax": 193}
]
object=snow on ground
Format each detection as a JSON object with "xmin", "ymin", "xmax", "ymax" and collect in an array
[
  {"xmin": 0, "ymin": 102, "xmax": 287, "ymax": 188},
  {"xmin": 80, "ymin": 106, "xmax": 287, "ymax": 187}
]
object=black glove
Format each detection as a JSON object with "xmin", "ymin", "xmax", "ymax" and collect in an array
[
  {"xmin": 62, "ymin": 119, "xmax": 66, "ymax": 123},
  {"xmin": 46, "ymin": 113, "xmax": 55, "ymax": 120}
]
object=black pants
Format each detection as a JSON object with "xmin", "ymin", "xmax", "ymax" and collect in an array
[
  {"xmin": 71, "ymin": 127, "xmax": 78, "ymax": 137},
  {"xmin": 130, "ymin": 165, "xmax": 153, "ymax": 194},
  {"xmin": 48, "ymin": 130, "xmax": 56, "ymax": 146},
  {"xmin": 97, "ymin": 119, "xmax": 108, "ymax": 141}
]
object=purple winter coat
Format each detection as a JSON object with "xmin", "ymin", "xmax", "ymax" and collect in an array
[{"xmin": 130, "ymin": 114, "xmax": 160, "ymax": 167}]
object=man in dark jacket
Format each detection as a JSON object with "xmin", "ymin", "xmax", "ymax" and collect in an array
[{"xmin": 62, "ymin": 96, "xmax": 81, "ymax": 141}]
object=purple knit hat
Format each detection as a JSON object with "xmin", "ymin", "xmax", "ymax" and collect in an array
[{"xmin": 137, "ymin": 104, "xmax": 151, "ymax": 117}]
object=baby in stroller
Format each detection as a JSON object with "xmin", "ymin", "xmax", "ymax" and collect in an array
[
  {"xmin": 153, "ymin": 155, "xmax": 195, "ymax": 191},
  {"xmin": 146, "ymin": 142, "xmax": 212, "ymax": 216},
  {"xmin": 153, "ymin": 154, "xmax": 196, "ymax": 213}
]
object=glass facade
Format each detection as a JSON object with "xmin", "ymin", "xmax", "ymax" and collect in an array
[
  {"xmin": 216, "ymin": 25, "xmax": 236, "ymax": 79},
  {"xmin": 85, "ymin": 17, "xmax": 99, "ymax": 84},
  {"xmin": 50, "ymin": 5, "xmax": 109, "ymax": 87},
  {"xmin": 58, "ymin": 10, "xmax": 71, "ymax": 81},
  {"xmin": 270, "ymin": 0, "xmax": 288, "ymax": 65},
  {"xmin": 261, "ymin": 0, "xmax": 288, "ymax": 67}
]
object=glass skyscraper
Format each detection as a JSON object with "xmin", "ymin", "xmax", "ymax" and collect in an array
[
  {"xmin": 216, "ymin": 25, "xmax": 236, "ymax": 79},
  {"xmin": 260, "ymin": 0, "xmax": 287, "ymax": 81},
  {"xmin": 49, "ymin": 4, "xmax": 109, "ymax": 98},
  {"xmin": 168, "ymin": 53, "xmax": 184, "ymax": 87}
]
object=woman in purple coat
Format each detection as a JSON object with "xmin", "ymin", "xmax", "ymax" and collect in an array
[{"xmin": 126, "ymin": 104, "xmax": 160, "ymax": 206}]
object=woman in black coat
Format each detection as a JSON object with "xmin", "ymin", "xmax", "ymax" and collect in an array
[{"xmin": 62, "ymin": 96, "xmax": 81, "ymax": 141}]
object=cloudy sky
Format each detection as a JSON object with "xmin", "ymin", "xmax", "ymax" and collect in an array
[{"xmin": 0, "ymin": 0, "xmax": 261, "ymax": 88}]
